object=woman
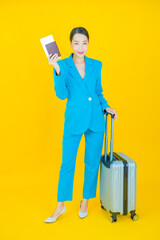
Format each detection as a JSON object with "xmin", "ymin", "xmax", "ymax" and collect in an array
[{"xmin": 44, "ymin": 27, "xmax": 117, "ymax": 223}]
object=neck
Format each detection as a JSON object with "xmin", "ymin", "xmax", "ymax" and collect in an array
[{"xmin": 72, "ymin": 53, "xmax": 85, "ymax": 63}]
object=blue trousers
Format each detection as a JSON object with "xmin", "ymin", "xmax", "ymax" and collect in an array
[{"xmin": 57, "ymin": 128, "xmax": 105, "ymax": 202}]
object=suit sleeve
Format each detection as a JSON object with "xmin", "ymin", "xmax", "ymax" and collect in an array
[
  {"xmin": 95, "ymin": 61, "xmax": 110, "ymax": 112},
  {"xmin": 53, "ymin": 62, "xmax": 69, "ymax": 100}
]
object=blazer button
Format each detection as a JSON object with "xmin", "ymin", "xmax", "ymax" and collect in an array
[{"xmin": 88, "ymin": 97, "xmax": 92, "ymax": 101}]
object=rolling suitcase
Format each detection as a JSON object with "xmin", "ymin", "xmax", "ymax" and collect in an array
[{"xmin": 100, "ymin": 112, "xmax": 139, "ymax": 222}]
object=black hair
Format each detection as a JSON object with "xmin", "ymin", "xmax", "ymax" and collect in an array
[{"xmin": 70, "ymin": 27, "xmax": 89, "ymax": 43}]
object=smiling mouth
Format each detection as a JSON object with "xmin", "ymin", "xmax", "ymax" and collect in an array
[{"xmin": 77, "ymin": 51, "xmax": 84, "ymax": 54}]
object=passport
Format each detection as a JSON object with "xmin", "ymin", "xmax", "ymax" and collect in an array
[
  {"xmin": 45, "ymin": 41, "xmax": 61, "ymax": 58},
  {"xmin": 40, "ymin": 34, "xmax": 61, "ymax": 59}
]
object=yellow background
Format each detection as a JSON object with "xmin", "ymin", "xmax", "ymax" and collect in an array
[{"xmin": 0, "ymin": 0, "xmax": 160, "ymax": 239}]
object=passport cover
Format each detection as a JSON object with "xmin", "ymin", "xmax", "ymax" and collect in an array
[{"xmin": 45, "ymin": 41, "xmax": 61, "ymax": 58}]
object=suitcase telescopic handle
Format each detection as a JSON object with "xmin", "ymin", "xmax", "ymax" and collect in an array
[{"xmin": 104, "ymin": 112, "xmax": 115, "ymax": 162}]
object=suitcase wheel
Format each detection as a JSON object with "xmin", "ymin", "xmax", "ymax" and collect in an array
[
  {"xmin": 110, "ymin": 215, "xmax": 117, "ymax": 223},
  {"xmin": 130, "ymin": 210, "xmax": 139, "ymax": 221},
  {"xmin": 131, "ymin": 214, "xmax": 139, "ymax": 221}
]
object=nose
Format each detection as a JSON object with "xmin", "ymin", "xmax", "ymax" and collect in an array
[{"xmin": 78, "ymin": 45, "xmax": 84, "ymax": 50}]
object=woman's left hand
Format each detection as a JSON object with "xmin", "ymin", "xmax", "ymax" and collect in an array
[{"xmin": 105, "ymin": 107, "xmax": 117, "ymax": 121}]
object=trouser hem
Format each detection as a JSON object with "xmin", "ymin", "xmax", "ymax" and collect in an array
[
  {"xmin": 82, "ymin": 195, "xmax": 96, "ymax": 200},
  {"xmin": 57, "ymin": 199, "xmax": 72, "ymax": 202}
]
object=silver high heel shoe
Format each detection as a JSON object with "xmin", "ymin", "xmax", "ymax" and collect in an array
[
  {"xmin": 44, "ymin": 205, "xmax": 66, "ymax": 223},
  {"xmin": 79, "ymin": 200, "xmax": 88, "ymax": 218}
]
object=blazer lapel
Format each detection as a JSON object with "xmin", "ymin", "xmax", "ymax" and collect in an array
[{"xmin": 67, "ymin": 53, "xmax": 93, "ymax": 96}]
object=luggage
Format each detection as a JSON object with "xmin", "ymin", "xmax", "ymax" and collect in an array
[{"xmin": 100, "ymin": 112, "xmax": 139, "ymax": 222}]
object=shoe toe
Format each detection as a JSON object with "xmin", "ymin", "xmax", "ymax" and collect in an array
[
  {"xmin": 44, "ymin": 216, "xmax": 56, "ymax": 223},
  {"xmin": 79, "ymin": 210, "xmax": 88, "ymax": 218},
  {"xmin": 79, "ymin": 207, "xmax": 88, "ymax": 218},
  {"xmin": 79, "ymin": 201, "xmax": 88, "ymax": 218},
  {"xmin": 44, "ymin": 205, "xmax": 66, "ymax": 223}
]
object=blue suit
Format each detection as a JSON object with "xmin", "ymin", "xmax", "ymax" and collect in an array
[
  {"xmin": 53, "ymin": 53, "xmax": 111, "ymax": 201},
  {"xmin": 53, "ymin": 52, "xmax": 110, "ymax": 135}
]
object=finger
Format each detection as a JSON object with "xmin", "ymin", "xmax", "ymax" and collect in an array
[
  {"xmin": 49, "ymin": 53, "xmax": 56, "ymax": 59},
  {"xmin": 50, "ymin": 53, "xmax": 56, "ymax": 59},
  {"xmin": 51, "ymin": 55, "xmax": 58, "ymax": 61},
  {"xmin": 53, "ymin": 53, "xmax": 58, "ymax": 58}
]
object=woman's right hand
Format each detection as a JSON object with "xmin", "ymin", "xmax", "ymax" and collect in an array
[{"xmin": 48, "ymin": 53, "xmax": 60, "ymax": 73}]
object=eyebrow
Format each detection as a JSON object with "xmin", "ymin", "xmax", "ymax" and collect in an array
[{"xmin": 74, "ymin": 40, "xmax": 87, "ymax": 42}]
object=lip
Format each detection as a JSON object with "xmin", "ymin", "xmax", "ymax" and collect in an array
[{"xmin": 77, "ymin": 51, "xmax": 84, "ymax": 54}]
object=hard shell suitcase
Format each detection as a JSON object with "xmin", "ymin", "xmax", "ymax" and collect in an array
[{"xmin": 100, "ymin": 112, "xmax": 139, "ymax": 222}]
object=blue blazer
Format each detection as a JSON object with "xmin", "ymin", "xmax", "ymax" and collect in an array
[{"xmin": 53, "ymin": 53, "xmax": 110, "ymax": 134}]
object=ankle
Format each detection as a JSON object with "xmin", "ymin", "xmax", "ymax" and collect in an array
[
  {"xmin": 57, "ymin": 202, "xmax": 64, "ymax": 208},
  {"xmin": 81, "ymin": 200, "xmax": 88, "ymax": 206},
  {"xmin": 82, "ymin": 199, "xmax": 88, "ymax": 203}
]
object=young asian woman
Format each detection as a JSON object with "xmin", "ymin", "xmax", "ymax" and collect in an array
[{"xmin": 44, "ymin": 27, "xmax": 117, "ymax": 223}]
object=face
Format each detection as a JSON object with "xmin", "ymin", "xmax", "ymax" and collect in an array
[{"xmin": 70, "ymin": 33, "xmax": 89, "ymax": 58}]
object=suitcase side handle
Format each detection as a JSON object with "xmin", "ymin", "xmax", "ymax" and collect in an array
[{"xmin": 104, "ymin": 112, "xmax": 115, "ymax": 162}]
